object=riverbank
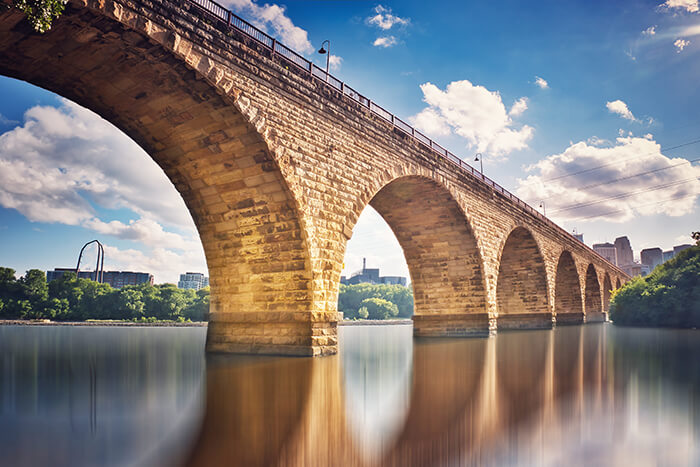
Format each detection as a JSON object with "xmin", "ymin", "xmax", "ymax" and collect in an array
[
  {"xmin": 1, "ymin": 318, "xmax": 413, "ymax": 327},
  {"xmin": 0, "ymin": 319, "xmax": 207, "ymax": 327}
]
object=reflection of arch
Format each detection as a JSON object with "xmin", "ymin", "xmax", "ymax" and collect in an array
[
  {"xmin": 496, "ymin": 227, "xmax": 551, "ymax": 329},
  {"xmin": 0, "ymin": 6, "xmax": 315, "ymax": 354},
  {"xmin": 187, "ymin": 357, "xmax": 313, "ymax": 466},
  {"xmin": 584, "ymin": 264, "xmax": 602, "ymax": 317},
  {"xmin": 366, "ymin": 176, "xmax": 487, "ymax": 335},
  {"xmin": 602, "ymin": 273, "xmax": 612, "ymax": 313},
  {"xmin": 554, "ymin": 251, "xmax": 583, "ymax": 324},
  {"xmin": 385, "ymin": 338, "xmax": 487, "ymax": 465}
]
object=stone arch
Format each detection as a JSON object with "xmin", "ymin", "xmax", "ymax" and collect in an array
[
  {"xmin": 554, "ymin": 251, "xmax": 583, "ymax": 324},
  {"xmin": 602, "ymin": 273, "xmax": 613, "ymax": 313},
  {"xmin": 364, "ymin": 175, "xmax": 489, "ymax": 336},
  {"xmin": 615, "ymin": 277, "xmax": 622, "ymax": 290},
  {"xmin": 0, "ymin": 5, "xmax": 319, "ymax": 354},
  {"xmin": 584, "ymin": 264, "xmax": 602, "ymax": 317},
  {"xmin": 496, "ymin": 227, "xmax": 551, "ymax": 329}
]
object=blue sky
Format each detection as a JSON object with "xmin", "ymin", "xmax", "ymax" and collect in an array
[{"xmin": 1, "ymin": 0, "xmax": 699, "ymax": 283}]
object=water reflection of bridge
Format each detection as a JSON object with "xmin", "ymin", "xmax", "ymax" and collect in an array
[{"xmin": 187, "ymin": 325, "xmax": 620, "ymax": 466}]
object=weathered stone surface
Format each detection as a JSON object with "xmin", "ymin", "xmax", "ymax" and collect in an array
[{"xmin": 0, "ymin": 0, "xmax": 628, "ymax": 355}]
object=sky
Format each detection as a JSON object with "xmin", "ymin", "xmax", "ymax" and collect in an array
[{"xmin": 0, "ymin": 0, "xmax": 699, "ymax": 283}]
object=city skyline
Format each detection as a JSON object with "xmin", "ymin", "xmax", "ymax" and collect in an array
[{"xmin": 1, "ymin": 0, "xmax": 699, "ymax": 283}]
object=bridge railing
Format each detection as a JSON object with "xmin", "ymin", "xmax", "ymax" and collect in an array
[{"xmin": 183, "ymin": 0, "xmax": 627, "ymax": 277}]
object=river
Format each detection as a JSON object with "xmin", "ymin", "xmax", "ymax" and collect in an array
[{"xmin": 1, "ymin": 323, "xmax": 698, "ymax": 466}]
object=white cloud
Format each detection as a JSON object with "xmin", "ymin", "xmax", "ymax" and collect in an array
[
  {"xmin": 534, "ymin": 76, "xmax": 549, "ymax": 89},
  {"xmin": 516, "ymin": 136, "xmax": 700, "ymax": 222},
  {"xmin": 0, "ymin": 113, "xmax": 18, "ymax": 126},
  {"xmin": 225, "ymin": 0, "xmax": 314, "ymax": 54},
  {"xmin": 409, "ymin": 80, "xmax": 533, "ymax": 157},
  {"xmin": 642, "ymin": 25, "xmax": 657, "ymax": 36},
  {"xmin": 509, "ymin": 97, "xmax": 528, "ymax": 117},
  {"xmin": 0, "ymin": 100, "xmax": 206, "ymax": 283},
  {"xmin": 606, "ymin": 99, "xmax": 637, "ymax": 121},
  {"xmin": 373, "ymin": 36, "xmax": 398, "ymax": 48},
  {"xmin": 659, "ymin": 0, "xmax": 699, "ymax": 13},
  {"xmin": 366, "ymin": 5, "xmax": 409, "ymax": 30},
  {"xmin": 102, "ymin": 244, "xmax": 207, "ymax": 285},
  {"xmin": 674, "ymin": 38, "xmax": 690, "ymax": 51}
]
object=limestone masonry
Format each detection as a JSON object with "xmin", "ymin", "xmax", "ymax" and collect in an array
[{"xmin": 0, "ymin": 0, "xmax": 628, "ymax": 355}]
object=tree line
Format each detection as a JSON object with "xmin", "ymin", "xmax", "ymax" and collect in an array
[
  {"xmin": 0, "ymin": 267, "xmax": 209, "ymax": 322},
  {"xmin": 338, "ymin": 283, "xmax": 413, "ymax": 320},
  {"xmin": 610, "ymin": 235, "xmax": 699, "ymax": 328}
]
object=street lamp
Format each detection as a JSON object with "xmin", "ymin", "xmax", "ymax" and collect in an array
[
  {"xmin": 318, "ymin": 40, "xmax": 330, "ymax": 74},
  {"xmin": 539, "ymin": 201, "xmax": 546, "ymax": 216},
  {"xmin": 474, "ymin": 152, "xmax": 483, "ymax": 177}
]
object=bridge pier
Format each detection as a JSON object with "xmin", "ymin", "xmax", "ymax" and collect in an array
[{"xmin": 497, "ymin": 313, "xmax": 555, "ymax": 330}]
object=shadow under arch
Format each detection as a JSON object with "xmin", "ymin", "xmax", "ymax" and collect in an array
[
  {"xmin": 584, "ymin": 264, "xmax": 602, "ymax": 318},
  {"xmin": 496, "ymin": 227, "xmax": 551, "ymax": 329},
  {"xmin": 361, "ymin": 175, "xmax": 488, "ymax": 336},
  {"xmin": 554, "ymin": 251, "xmax": 584, "ymax": 325},
  {"xmin": 0, "ymin": 4, "xmax": 317, "ymax": 354},
  {"xmin": 602, "ymin": 273, "xmax": 612, "ymax": 313},
  {"xmin": 615, "ymin": 277, "xmax": 622, "ymax": 290}
]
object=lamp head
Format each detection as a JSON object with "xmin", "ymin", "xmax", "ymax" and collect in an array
[{"xmin": 318, "ymin": 46, "xmax": 327, "ymax": 54}]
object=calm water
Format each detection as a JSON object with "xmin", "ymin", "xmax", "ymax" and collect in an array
[{"xmin": 1, "ymin": 323, "xmax": 699, "ymax": 466}]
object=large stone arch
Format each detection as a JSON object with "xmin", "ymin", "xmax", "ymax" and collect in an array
[
  {"xmin": 0, "ymin": 3, "xmax": 321, "ymax": 354},
  {"xmin": 602, "ymin": 273, "xmax": 612, "ymax": 313},
  {"xmin": 496, "ymin": 227, "xmax": 552, "ymax": 329},
  {"xmin": 554, "ymin": 251, "xmax": 584, "ymax": 325},
  {"xmin": 584, "ymin": 264, "xmax": 603, "ymax": 320},
  {"xmin": 362, "ymin": 175, "xmax": 489, "ymax": 336}
]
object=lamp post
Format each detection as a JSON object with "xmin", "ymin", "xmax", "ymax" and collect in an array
[
  {"xmin": 318, "ymin": 40, "xmax": 330, "ymax": 75},
  {"xmin": 474, "ymin": 153, "xmax": 483, "ymax": 178},
  {"xmin": 539, "ymin": 201, "xmax": 546, "ymax": 216}
]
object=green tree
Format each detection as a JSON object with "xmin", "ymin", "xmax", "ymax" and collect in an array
[
  {"xmin": 183, "ymin": 287, "xmax": 210, "ymax": 321},
  {"xmin": 11, "ymin": 0, "xmax": 68, "ymax": 33},
  {"xmin": 114, "ymin": 287, "xmax": 146, "ymax": 320},
  {"xmin": 20, "ymin": 269, "xmax": 48, "ymax": 305},
  {"xmin": 358, "ymin": 297, "xmax": 399, "ymax": 320},
  {"xmin": 0, "ymin": 267, "xmax": 19, "ymax": 303},
  {"xmin": 610, "ymin": 245, "xmax": 700, "ymax": 328}
]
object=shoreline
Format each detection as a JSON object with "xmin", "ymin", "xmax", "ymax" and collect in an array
[
  {"xmin": 1, "ymin": 318, "xmax": 414, "ymax": 327},
  {"xmin": 0, "ymin": 319, "xmax": 207, "ymax": 327}
]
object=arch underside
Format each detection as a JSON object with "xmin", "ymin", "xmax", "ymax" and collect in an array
[
  {"xmin": 584, "ymin": 265, "xmax": 603, "ymax": 320},
  {"xmin": 496, "ymin": 227, "xmax": 552, "ymax": 330},
  {"xmin": 369, "ymin": 176, "xmax": 489, "ymax": 336},
  {"xmin": 555, "ymin": 251, "xmax": 584, "ymax": 325},
  {"xmin": 0, "ymin": 5, "xmax": 325, "ymax": 354}
]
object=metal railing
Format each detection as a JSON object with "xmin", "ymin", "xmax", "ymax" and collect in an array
[{"xmin": 182, "ymin": 0, "xmax": 628, "ymax": 277}]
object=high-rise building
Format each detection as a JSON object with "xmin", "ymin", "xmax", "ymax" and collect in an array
[
  {"xmin": 662, "ymin": 250, "xmax": 675, "ymax": 262},
  {"xmin": 614, "ymin": 236, "xmax": 634, "ymax": 266},
  {"xmin": 46, "ymin": 268, "xmax": 153, "ymax": 288},
  {"xmin": 593, "ymin": 242, "xmax": 618, "ymax": 266},
  {"xmin": 640, "ymin": 248, "xmax": 663, "ymax": 271},
  {"xmin": 178, "ymin": 272, "xmax": 209, "ymax": 290}
]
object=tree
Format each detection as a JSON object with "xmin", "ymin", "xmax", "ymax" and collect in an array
[
  {"xmin": 610, "ymin": 245, "xmax": 700, "ymax": 328},
  {"xmin": 183, "ymin": 287, "xmax": 210, "ymax": 321},
  {"xmin": 20, "ymin": 269, "xmax": 48, "ymax": 306},
  {"xmin": 0, "ymin": 267, "xmax": 19, "ymax": 302},
  {"xmin": 114, "ymin": 287, "xmax": 146, "ymax": 320},
  {"xmin": 11, "ymin": 0, "xmax": 68, "ymax": 33},
  {"xmin": 359, "ymin": 297, "xmax": 399, "ymax": 320}
]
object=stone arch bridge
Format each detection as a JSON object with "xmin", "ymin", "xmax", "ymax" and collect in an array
[{"xmin": 0, "ymin": 0, "xmax": 628, "ymax": 355}]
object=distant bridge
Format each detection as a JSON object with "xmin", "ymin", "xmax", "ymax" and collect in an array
[{"xmin": 0, "ymin": 0, "xmax": 628, "ymax": 356}]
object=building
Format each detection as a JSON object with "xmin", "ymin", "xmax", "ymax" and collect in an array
[
  {"xmin": 340, "ymin": 258, "xmax": 407, "ymax": 286},
  {"xmin": 663, "ymin": 250, "xmax": 675, "ymax": 262},
  {"xmin": 622, "ymin": 263, "xmax": 650, "ymax": 277},
  {"xmin": 46, "ymin": 268, "xmax": 154, "ymax": 288},
  {"xmin": 640, "ymin": 248, "xmax": 663, "ymax": 271},
  {"xmin": 614, "ymin": 236, "xmax": 634, "ymax": 267},
  {"xmin": 592, "ymin": 242, "xmax": 618, "ymax": 266},
  {"xmin": 673, "ymin": 244, "xmax": 692, "ymax": 255},
  {"xmin": 178, "ymin": 272, "xmax": 209, "ymax": 290}
]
